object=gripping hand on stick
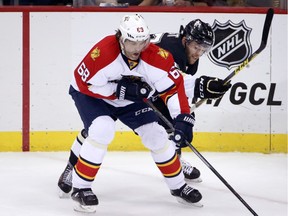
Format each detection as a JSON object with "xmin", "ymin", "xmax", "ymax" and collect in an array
[
  {"xmin": 116, "ymin": 76, "xmax": 151, "ymax": 102},
  {"xmin": 173, "ymin": 113, "xmax": 195, "ymax": 148},
  {"xmin": 194, "ymin": 75, "xmax": 231, "ymax": 100}
]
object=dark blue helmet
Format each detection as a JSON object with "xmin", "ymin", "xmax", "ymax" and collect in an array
[{"xmin": 180, "ymin": 19, "xmax": 214, "ymax": 47}]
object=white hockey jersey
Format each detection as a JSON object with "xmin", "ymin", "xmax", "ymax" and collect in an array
[{"xmin": 70, "ymin": 35, "xmax": 190, "ymax": 118}]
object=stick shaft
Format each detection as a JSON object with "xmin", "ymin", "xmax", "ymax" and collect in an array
[
  {"xmin": 145, "ymin": 99, "xmax": 258, "ymax": 215},
  {"xmin": 190, "ymin": 8, "xmax": 274, "ymax": 112}
]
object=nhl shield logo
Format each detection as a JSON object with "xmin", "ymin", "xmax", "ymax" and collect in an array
[{"xmin": 208, "ymin": 20, "xmax": 252, "ymax": 70}]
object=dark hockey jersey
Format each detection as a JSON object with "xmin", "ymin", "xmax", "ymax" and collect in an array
[{"xmin": 151, "ymin": 32, "xmax": 199, "ymax": 76}]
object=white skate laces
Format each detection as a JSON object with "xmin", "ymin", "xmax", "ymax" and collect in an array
[{"xmin": 180, "ymin": 159, "xmax": 202, "ymax": 183}]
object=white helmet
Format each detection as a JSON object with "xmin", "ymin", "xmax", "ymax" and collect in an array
[{"xmin": 119, "ymin": 14, "xmax": 150, "ymax": 42}]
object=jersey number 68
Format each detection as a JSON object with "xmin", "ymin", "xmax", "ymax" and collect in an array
[{"xmin": 77, "ymin": 62, "xmax": 90, "ymax": 82}]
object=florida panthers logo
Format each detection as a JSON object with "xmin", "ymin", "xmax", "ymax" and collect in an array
[
  {"xmin": 90, "ymin": 47, "xmax": 100, "ymax": 61},
  {"xmin": 208, "ymin": 20, "xmax": 252, "ymax": 70},
  {"xmin": 158, "ymin": 48, "xmax": 169, "ymax": 59}
]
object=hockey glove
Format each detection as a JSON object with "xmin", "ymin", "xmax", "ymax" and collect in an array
[
  {"xmin": 173, "ymin": 113, "xmax": 195, "ymax": 148},
  {"xmin": 194, "ymin": 75, "xmax": 231, "ymax": 99},
  {"xmin": 116, "ymin": 77, "xmax": 151, "ymax": 102}
]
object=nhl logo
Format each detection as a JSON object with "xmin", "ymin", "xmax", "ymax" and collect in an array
[{"xmin": 208, "ymin": 20, "xmax": 252, "ymax": 70}]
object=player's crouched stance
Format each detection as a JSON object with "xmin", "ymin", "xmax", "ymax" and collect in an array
[{"xmin": 65, "ymin": 14, "xmax": 203, "ymax": 213}]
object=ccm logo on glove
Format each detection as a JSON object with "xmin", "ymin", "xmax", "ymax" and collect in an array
[{"xmin": 195, "ymin": 75, "xmax": 231, "ymax": 99}]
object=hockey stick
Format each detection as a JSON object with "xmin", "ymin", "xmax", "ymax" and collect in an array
[
  {"xmin": 144, "ymin": 99, "xmax": 259, "ymax": 215},
  {"xmin": 190, "ymin": 8, "xmax": 274, "ymax": 112}
]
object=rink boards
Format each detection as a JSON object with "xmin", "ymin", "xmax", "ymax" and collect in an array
[{"xmin": 0, "ymin": 7, "xmax": 287, "ymax": 152}]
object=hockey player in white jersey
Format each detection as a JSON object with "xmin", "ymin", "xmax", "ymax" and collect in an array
[
  {"xmin": 64, "ymin": 14, "xmax": 205, "ymax": 213},
  {"xmin": 58, "ymin": 18, "xmax": 231, "ymax": 201}
]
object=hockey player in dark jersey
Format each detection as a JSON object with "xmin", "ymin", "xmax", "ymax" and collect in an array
[
  {"xmin": 149, "ymin": 19, "xmax": 231, "ymax": 182},
  {"xmin": 58, "ymin": 18, "xmax": 231, "ymax": 203}
]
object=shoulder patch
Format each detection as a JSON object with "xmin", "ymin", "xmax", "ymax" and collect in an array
[
  {"xmin": 157, "ymin": 48, "xmax": 169, "ymax": 59},
  {"xmin": 90, "ymin": 47, "xmax": 100, "ymax": 61}
]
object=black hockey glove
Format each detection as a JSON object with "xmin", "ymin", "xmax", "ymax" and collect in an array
[
  {"xmin": 194, "ymin": 75, "xmax": 231, "ymax": 99},
  {"xmin": 173, "ymin": 113, "xmax": 195, "ymax": 148},
  {"xmin": 116, "ymin": 77, "xmax": 151, "ymax": 102}
]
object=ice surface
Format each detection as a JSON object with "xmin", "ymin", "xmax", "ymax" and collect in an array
[{"xmin": 0, "ymin": 151, "xmax": 287, "ymax": 216}]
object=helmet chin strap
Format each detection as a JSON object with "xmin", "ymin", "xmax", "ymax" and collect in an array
[
  {"xmin": 119, "ymin": 38, "xmax": 127, "ymax": 56},
  {"xmin": 119, "ymin": 38, "xmax": 136, "ymax": 61},
  {"xmin": 181, "ymin": 36, "xmax": 187, "ymax": 49}
]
